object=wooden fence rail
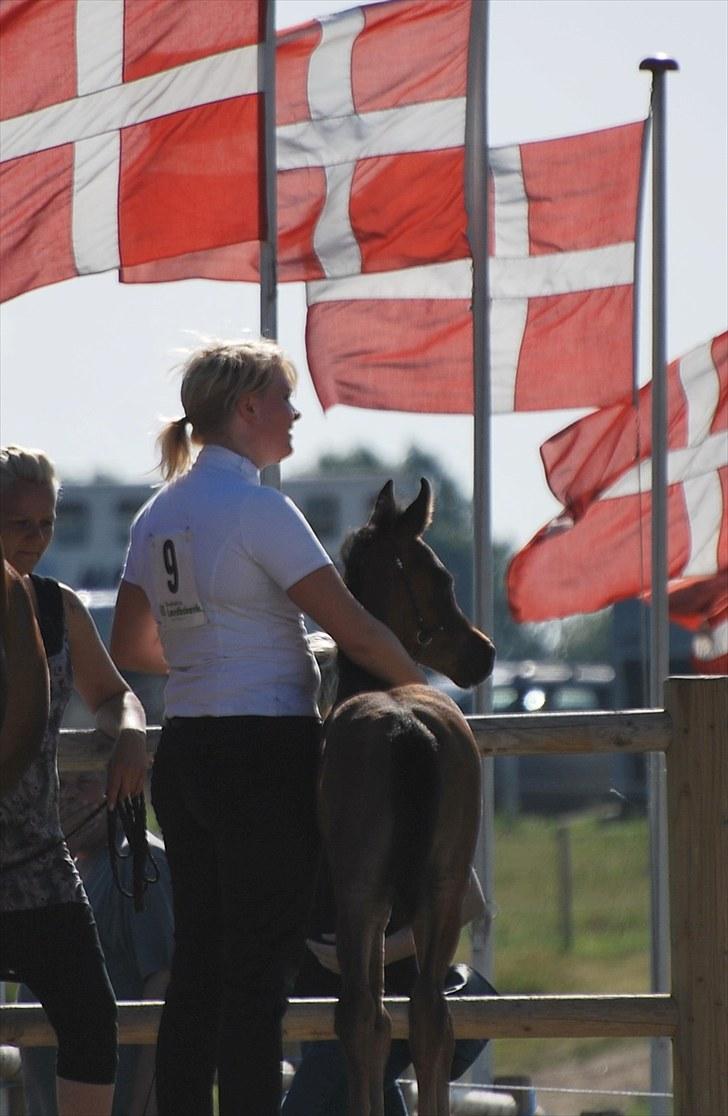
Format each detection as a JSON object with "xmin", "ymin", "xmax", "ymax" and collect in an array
[
  {"xmin": 1, "ymin": 993, "xmax": 678, "ymax": 1046},
  {"xmin": 32, "ymin": 708, "xmax": 674, "ymax": 769},
  {"xmin": 1, "ymin": 675, "xmax": 725, "ymax": 1116}
]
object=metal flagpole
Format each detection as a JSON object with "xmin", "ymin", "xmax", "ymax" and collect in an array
[
  {"xmin": 260, "ymin": 0, "xmax": 280, "ymax": 489},
  {"xmin": 639, "ymin": 54, "xmax": 678, "ymax": 1116},
  {"xmin": 464, "ymin": 0, "xmax": 493, "ymax": 1076}
]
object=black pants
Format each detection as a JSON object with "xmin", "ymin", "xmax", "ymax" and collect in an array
[
  {"xmin": 151, "ymin": 716, "xmax": 321, "ymax": 1116},
  {"xmin": 0, "ymin": 901, "xmax": 117, "ymax": 1083}
]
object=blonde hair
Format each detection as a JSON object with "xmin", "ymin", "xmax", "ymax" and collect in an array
[
  {"xmin": 157, "ymin": 339, "xmax": 297, "ymax": 481},
  {"xmin": 0, "ymin": 445, "xmax": 59, "ymax": 496}
]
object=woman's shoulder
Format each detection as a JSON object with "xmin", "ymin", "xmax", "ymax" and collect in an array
[
  {"xmin": 28, "ymin": 575, "xmax": 65, "ymax": 657},
  {"xmin": 128, "ymin": 484, "xmax": 167, "ymax": 531},
  {"xmin": 29, "ymin": 572, "xmax": 59, "ymax": 594},
  {"xmin": 243, "ymin": 483, "xmax": 308, "ymax": 529},
  {"xmin": 28, "ymin": 573, "xmax": 63, "ymax": 617},
  {"xmin": 56, "ymin": 582, "xmax": 85, "ymax": 611},
  {"xmin": 57, "ymin": 583, "xmax": 97, "ymax": 636}
]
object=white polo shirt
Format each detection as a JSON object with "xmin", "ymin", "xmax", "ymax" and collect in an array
[{"xmin": 122, "ymin": 445, "xmax": 332, "ymax": 717}]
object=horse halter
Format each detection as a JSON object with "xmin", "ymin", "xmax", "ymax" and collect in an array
[{"xmin": 392, "ymin": 549, "xmax": 445, "ymax": 648}]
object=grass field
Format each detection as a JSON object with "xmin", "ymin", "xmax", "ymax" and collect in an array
[{"xmin": 458, "ymin": 811, "xmax": 653, "ymax": 1114}]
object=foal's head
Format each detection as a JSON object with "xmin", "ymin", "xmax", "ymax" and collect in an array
[{"xmin": 342, "ymin": 479, "xmax": 495, "ymax": 688}]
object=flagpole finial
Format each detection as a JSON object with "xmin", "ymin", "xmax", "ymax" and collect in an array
[{"xmin": 639, "ymin": 55, "xmax": 679, "ymax": 73}]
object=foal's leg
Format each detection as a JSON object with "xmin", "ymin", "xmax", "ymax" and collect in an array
[
  {"xmin": 367, "ymin": 916, "xmax": 391, "ymax": 1116},
  {"xmin": 409, "ymin": 882, "xmax": 465, "ymax": 1116},
  {"xmin": 335, "ymin": 894, "xmax": 389, "ymax": 1116}
]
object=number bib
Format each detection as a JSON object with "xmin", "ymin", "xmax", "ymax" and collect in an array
[{"xmin": 151, "ymin": 531, "xmax": 207, "ymax": 630}]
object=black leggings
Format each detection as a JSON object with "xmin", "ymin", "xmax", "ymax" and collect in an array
[
  {"xmin": 0, "ymin": 901, "xmax": 118, "ymax": 1083},
  {"xmin": 151, "ymin": 715, "xmax": 321, "ymax": 1116}
]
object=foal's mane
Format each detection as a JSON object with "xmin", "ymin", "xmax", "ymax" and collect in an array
[{"xmin": 340, "ymin": 525, "xmax": 379, "ymax": 600}]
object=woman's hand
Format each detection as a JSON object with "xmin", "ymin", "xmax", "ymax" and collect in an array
[
  {"xmin": 288, "ymin": 566, "xmax": 427, "ymax": 688},
  {"xmin": 306, "ymin": 934, "xmax": 341, "ymax": 974},
  {"xmin": 106, "ymin": 725, "xmax": 149, "ymax": 810}
]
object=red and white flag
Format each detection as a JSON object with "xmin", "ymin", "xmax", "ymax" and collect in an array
[
  {"xmin": 507, "ymin": 332, "xmax": 728, "ymax": 622},
  {"xmin": 691, "ymin": 611, "xmax": 728, "ymax": 673},
  {"xmin": 89, "ymin": 0, "xmax": 473, "ymax": 288},
  {"xmin": 275, "ymin": 0, "xmax": 471, "ymax": 283},
  {"xmin": 0, "ymin": 0, "xmax": 266, "ymax": 303},
  {"xmin": 306, "ymin": 120, "xmax": 645, "ymax": 413},
  {"xmin": 669, "ymin": 576, "xmax": 728, "ymax": 674}
]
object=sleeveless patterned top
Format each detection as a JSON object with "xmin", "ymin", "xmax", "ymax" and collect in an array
[{"xmin": 0, "ymin": 576, "xmax": 84, "ymax": 911}]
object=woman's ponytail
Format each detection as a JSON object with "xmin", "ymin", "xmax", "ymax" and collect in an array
[{"xmin": 156, "ymin": 416, "xmax": 191, "ymax": 482}]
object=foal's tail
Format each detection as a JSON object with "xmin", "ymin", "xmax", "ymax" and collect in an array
[{"xmin": 390, "ymin": 714, "xmax": 440, "ymax": 924}]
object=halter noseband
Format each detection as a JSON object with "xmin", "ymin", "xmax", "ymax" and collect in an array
[{"xmin": 392, "ymin": 551, "xmax": 445, "ymax": 648}]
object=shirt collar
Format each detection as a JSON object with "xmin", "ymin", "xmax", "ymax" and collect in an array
[{"xmin": 195, "ymin": 444, "xmax": 260, "ymax": 484}]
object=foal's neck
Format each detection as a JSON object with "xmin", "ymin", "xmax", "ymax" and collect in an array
[{"xmin": 334, "ymin": 652, "xmax": 388, "ymax": 704}]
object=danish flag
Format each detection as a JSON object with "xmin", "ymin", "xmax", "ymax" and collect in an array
[
  {"xmin": 2, "ymin": 0, "xmax": 644, "ymax": 420},
  {"xmin": 507, "ymin": 332, "xmax": 728, "ymax": 623},
  {"xmin": 0, "ymin": 0, "xmax": 266, "ymax": 303},
  {"xmin": 669, "ymin": 575, "xmax": 728, "ymax": 674},
  {"xmin": 305, "ymin": 120, "xmax": 644, "ymax": 413},
  {"xmin": 119, "ymin": 0, "xmax": 473, "ymax": 287},
  {"xmin": 692, "ymin": 613, "xmax": 728, "ymax": 673}
]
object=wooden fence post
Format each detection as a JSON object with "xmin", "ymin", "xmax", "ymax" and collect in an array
[
  {"xmin": 665, "ymin": 675, "xmax": 728, "ymax": 1116},
  {"xmin": 555, "ymin": 824, "xmax": 574, "ymax": 952}
]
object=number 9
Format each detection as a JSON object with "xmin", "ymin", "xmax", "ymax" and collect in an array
[{"xmin": 163, "ymin": 539, "xmax": 179, "ymax": 594}]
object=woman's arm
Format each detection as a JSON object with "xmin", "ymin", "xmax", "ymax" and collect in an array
[
  {"xmin": 304, "ymin": 925, "xmax": 416, "ymax": 973},
  {"xmin": 287, "ymin": 566, "xmax": 426, "ymax": 688},
  {"xmin": 62, "ymin": 586, "xmax": 148, "ymax": 809},
  {"xmin": 382, "ymin": 872, "xmax": 486, "ymax": 965},
  {"xmin": 110, "ymin": 580, "xmax": 169, "ymax": 675},
  {"xmin": 308, "ymin": 868, "xmax": 489, "ymax": 974}
]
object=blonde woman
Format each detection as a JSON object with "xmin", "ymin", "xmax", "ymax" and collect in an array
[
  {"xmin": 111, "ymin": 339, "xmax": 426, "ymax": 1116},
  {"xmin": 0, "ymin": 445, "xmax": 148, "ymax": 1116}
]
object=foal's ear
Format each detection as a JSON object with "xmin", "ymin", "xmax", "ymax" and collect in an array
[
  {"xmin": 398, "ymin": 478, "xmax": 433, "ymax": 538},
  {"xmin": 369, "ymin": 480, "xmax": 397, "ymax": 529}
]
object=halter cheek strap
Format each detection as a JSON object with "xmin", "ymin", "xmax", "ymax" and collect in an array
[{"xmin": 392, "ymin": 552, "xmax": 445, "ymax": 648}]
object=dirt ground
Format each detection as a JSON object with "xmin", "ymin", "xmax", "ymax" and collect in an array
[{"xmin": 530, "ymin": 1040, "xmax": 654, "ymax": 1116}]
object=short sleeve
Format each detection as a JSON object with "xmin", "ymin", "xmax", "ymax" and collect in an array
[
  {"xmin": 245, "ymin": 490, "xmax": 332, "ymax": 590},
  {"xmin": 120, "ymin": 510, "xmax": 145, "ymax": 587}
]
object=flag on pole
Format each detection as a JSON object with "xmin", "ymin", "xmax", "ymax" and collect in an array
[
  {"xmin": 274, "ymin": 0, "xmax": 472, "ymax": 282},
  {"xmin": 305, "ymin": 120, "xmax": 645, "ymax": 413},
  {"xmin": 172, "ymin": 0, "xmax": 471, "ymax": 286},
  {"xmin": 0, "ymin": 0, "xmax": 266, "ymax": 303},
  {"xmin": 669, "ymin": 575, "xmax": 728, "ymax": 674},
  {"xmin": 506, "ymin": 332, "xmax": 727, "ymax": 621}
]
